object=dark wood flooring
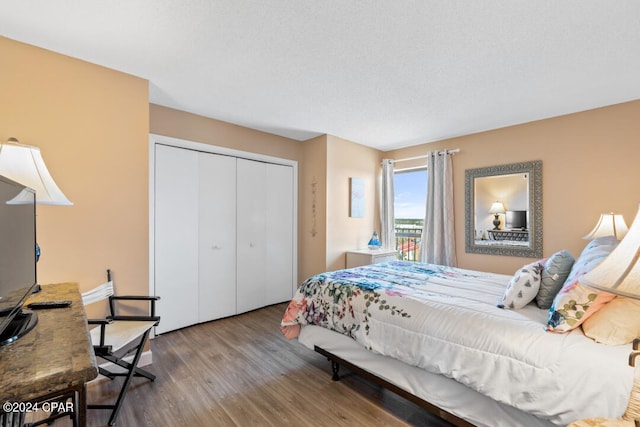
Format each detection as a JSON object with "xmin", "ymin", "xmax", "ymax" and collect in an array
[{"xmin": 56, "ymin": 303, "xmax": 456, "ymax": 426}]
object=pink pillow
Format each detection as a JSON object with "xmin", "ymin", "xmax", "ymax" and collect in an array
[{"xmin": 547, "ymin": 236, "xmax": 617, "ymax": 333}]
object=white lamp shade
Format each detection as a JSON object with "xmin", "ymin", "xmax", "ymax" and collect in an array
[
  {"xmin": 489, "ymin": 201, "xmax": 506, "ymax": 214},
  {"xmin": 0, "ymin": 140, "xmax": 72, "ymax": 206},
  {"xmin": 581, "ymin": 205, "xmax": 640, "ymax": 299},
  {"xmin": 583, "ymin": 213, "xmax": 629, "ymax": 241}
]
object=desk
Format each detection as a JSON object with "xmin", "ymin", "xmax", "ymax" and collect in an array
[{"xmin": 0, "ymin": 283, "xmax": 98, "ymax": 426}]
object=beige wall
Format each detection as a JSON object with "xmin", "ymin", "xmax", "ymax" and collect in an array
[
  {"xmin": 150, "ymin": 104, "xmax": 303, "ymax": 162},
  {"xmin": 299, "ymin": 135, "xmax": 328, "ymax": 280},
  {"xmin": 385, "ymin": 100, "xmax": 640, "ymax": 275},
  {"xmin": 0, "ymin": 37, "xmax": 149, "ymax": 314},
  {"xmin": 326, "ymin": 136, "xmax": 380, "ymax": 271}
]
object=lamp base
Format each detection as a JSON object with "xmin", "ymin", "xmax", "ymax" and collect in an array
[{"xmin": 492, "ymin": 214, "xmax": 501, "ymax": 230}]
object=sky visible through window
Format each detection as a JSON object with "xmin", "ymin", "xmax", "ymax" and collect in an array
[{"xmin": 394, "ymin": 169, "xmax": 427, "ymax": 219}]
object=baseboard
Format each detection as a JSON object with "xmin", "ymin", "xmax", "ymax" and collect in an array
[{"xmin": 88, "ymin": 350, "xmax": 153, "ymax": 383}]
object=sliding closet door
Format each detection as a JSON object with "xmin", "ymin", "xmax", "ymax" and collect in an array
[
  {"xmin": 155, "ymin": 145, "xmax": 199, "ymax": 334},
  {"xmin": 198, "ymin": 153, "xmax": 237, "ymax": 322},
  {"xmin": 265, "ymin": 163, "xmax": 294, "ymax": 305},
  {"xmin": 236, "ymin": 159, "xmax": 267, "ymax": 313}
]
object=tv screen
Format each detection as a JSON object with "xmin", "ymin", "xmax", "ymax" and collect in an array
[
  {"xmin": 0, "ymin": 174, "xmax": 38, "ymax": 346},
  {"xmin": 506, "ymin": 210, "xmax": 527, "ymax": 230}
]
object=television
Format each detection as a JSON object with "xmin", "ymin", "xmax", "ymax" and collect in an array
[
  {"xmin": 0, "ymin": 174, "xmax": 38, "ymax": 346},
  {"xmin": 506, "ymin": 210, "xmax": 527, "ymax": 230}
]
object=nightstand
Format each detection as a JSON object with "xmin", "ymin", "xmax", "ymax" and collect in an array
[{"xmin": 346, "ymin": 248, "xmax": 398, "ymax": 268}]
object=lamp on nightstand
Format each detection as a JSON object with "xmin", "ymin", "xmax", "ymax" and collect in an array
[
  {"xmin": 582, "ymin": 205, "xmax": 640, "ymax": 427},
  {"xmin": 489, "ymin": 201, "xmax": 506, "ymax": 230},
  {"xmin": 583, "ymin": 213, "xmax": 629, "ymax": 241}
]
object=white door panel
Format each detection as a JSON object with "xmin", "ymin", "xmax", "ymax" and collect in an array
[
  {"xmin": 265, "ymin": 163, "xmax": 294, "ymax": 305},
  {"xmin": 198, "ymin": 153, "xmax": 237, "ymax": 322},
  {"xmin": 155, "ymin": 145, "xmax": 199, "ymax": 333},
  {"xmin": 236, "ymin": 159, "xmax": 266, "ymax": 313}
]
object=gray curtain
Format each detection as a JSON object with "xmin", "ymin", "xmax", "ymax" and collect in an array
[
  {"xmin": 420, "ymin": 151, "xmax": 457, "ymax": 266},
  {"xmin": 380, "ymin": 159, "xmax": 395, "ymax": 249}
]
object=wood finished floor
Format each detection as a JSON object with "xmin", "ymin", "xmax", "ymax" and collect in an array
[{"xmin": 76, "ymin": 303, "xmax": 456, "ymax": 427}]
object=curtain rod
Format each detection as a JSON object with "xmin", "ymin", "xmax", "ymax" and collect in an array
[{"xmin": 393, "ymin": 148, "xmax": 460, "ymax": 163}]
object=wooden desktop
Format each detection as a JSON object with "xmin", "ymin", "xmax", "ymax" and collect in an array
[{"xmin": 0, "ymin": 282, "xmax": 98, "ymax": 426}]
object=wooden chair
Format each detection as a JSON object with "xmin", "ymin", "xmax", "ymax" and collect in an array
[{"xmin": 84, "ymin": 270, "xmax": 160, "ymax": 426}]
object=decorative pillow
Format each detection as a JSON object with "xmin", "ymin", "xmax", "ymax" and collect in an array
[
  {"xmin": 498, "ymin": 261, "xmax": 544, "ymax": 310},
  {"xmin": 582, "ymin": 297, "xmax": 640, "ymax": 345},
  {"xmin": 536, "ymin": 250, "xmax": 575, "ymax": 309},
  {"xmin": 547, "ymin": 236, "xmax": 618, "ymax": 333}
]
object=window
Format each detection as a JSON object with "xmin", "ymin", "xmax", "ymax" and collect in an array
[{"xmin": 394, "ymin": 168, "xmax": 427, "ymax": 261}]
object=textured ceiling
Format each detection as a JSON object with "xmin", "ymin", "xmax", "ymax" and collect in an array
[{"xmin": 1, "ymin": 1, "xmax": 639, "ymax": 150}]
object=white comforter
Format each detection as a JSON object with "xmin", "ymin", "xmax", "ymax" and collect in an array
[{"xmin": 281, "ymin": 261, "xmax": 634, "ymax": 425}]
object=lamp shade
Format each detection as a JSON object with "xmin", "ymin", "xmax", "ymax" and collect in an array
[
  {"xmin": 489, "ymin": 201, "xmax": 506, "ymax": 214},
  {"xmin": 581, "ymin": 205, "xmax": 640, "ymax": 299},
  {"xmin": 0, "ymin": 139, "xmax": 72, "ymax": 206},
  {"xmin": 583, "ymin": 213, "xmax": 629, "ymax": 241}
]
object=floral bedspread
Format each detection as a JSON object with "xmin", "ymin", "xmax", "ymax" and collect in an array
[{"xmin": 280, "ymin": 260, "xmax": 506, "ymax": 341}]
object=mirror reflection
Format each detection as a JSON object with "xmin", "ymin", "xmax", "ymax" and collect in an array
[
  {"xmin": 465, "ymin": 161, "xmax": 542, "ymax": 258},
  {"xmin": 474, "ymin": 173, "xmax": 529, "ymax": 246}
]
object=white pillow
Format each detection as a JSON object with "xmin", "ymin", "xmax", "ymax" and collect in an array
[{"xmin": 498, "ymin": 261, "xmax": 544, "ymax": 310}]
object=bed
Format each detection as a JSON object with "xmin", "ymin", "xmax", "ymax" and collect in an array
[{"xmin": 280, "ymin": 237, "xmax": 639, "ymax": 427}]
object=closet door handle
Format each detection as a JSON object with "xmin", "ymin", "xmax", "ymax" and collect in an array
[{"xmin": 212, "ymin": 244, "xmax": 222, "ymax": 250}]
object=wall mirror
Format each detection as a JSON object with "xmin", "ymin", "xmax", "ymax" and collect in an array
[{"xmin": 465, "ymin": 160, "xmax": 542, "ymax": 257}]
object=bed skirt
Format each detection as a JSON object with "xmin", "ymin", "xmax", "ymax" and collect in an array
[{"xmin": 299, "ymin": 325, "xmax": 556, "ymax": 427}]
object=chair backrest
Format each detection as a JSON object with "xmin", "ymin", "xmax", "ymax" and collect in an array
[{"xmin": 82, "ymin": 280, "xmax": 114, "ymax": 306}]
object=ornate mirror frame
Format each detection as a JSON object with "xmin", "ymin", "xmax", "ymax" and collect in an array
[{"xmin": 465, "ymin": 160, "xmax": 542, "ymax": 258}]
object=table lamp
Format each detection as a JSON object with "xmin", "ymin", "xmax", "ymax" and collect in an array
[
  {"xmin": 0, "ymin": 138, "xmax": 73, "ymax": 264},
  {"xmin": 489, "ymin": 201, "xmax": 506, "ymax": 230},
  {"xmin": 581, "ymin": 205, "xmax": 640, "ymax": 427},
  {"xmin": 0, "ymin": 138, "xmax": 72, "ymax": 206},
  {"xmin": 583, "ymin": 212, "xmax": 629, "ymax": 241}
]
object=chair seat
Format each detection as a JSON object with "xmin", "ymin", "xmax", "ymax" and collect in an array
[{"xmin": 89, "ymin": 320, "xmax": 156, "ymax": 353}]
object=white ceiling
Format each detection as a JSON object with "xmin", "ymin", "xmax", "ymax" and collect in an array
[{"xmin": 1, "ymin": 1, "xmax": 639, "ymax": 151}]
